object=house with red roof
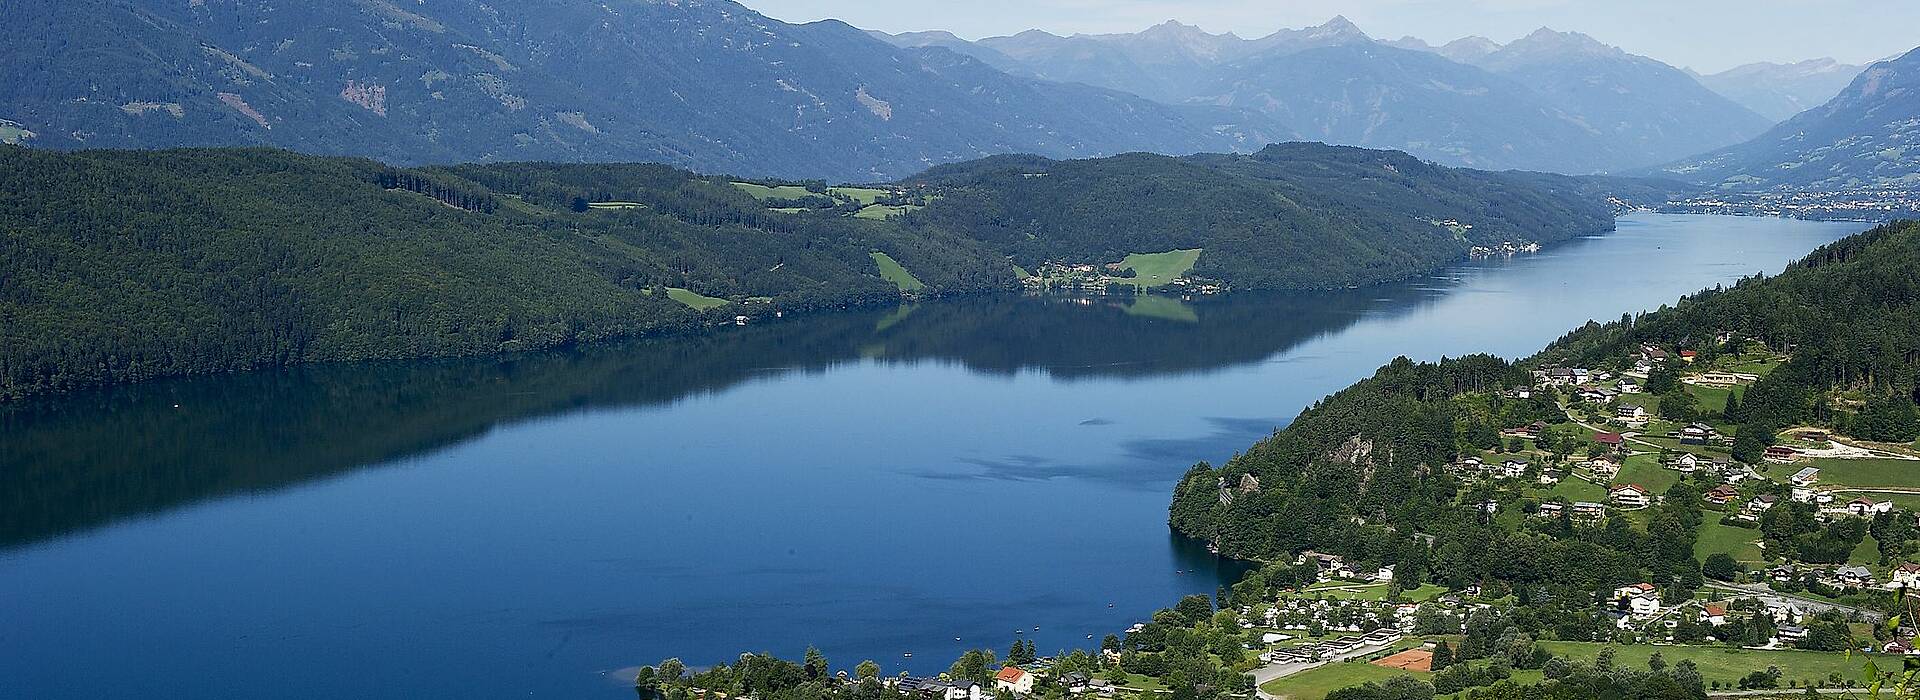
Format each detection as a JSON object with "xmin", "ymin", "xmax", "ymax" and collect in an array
[
  {"xmin": 995, "ymin": 667, "xmax": 1033, "ymax": 696},
  {"xmin": 1593, "ymin": 432, "xmax": 1625, "ymax": 453},
  {"xmin": 1609, "ymin": 484, "xmax": 1651, "ymax": 509}
]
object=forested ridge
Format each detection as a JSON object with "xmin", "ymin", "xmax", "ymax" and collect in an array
[
  {"xmin": 0, "ymin": 143, "xmax": 1641, "ymax": 400},
  {"xmin": 1169, "ymin": 221, "xmax": 1920, "ymax": 601},
  {"xmin": 1540, "ymin": 220, "xmax": 1920, "ymax": 449},
  {"xmin": 907, "ymin": 143, "xmax": 1664, "ymax": 289},
  {"xmin": 0, "ymin": 146, "xmax": 1012, "ymax": 400}
]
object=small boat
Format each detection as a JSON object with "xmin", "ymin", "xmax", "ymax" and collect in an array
[
  {"xmin": 1015, "ymin": 630, "xmax": 1023, "ymax": 635},
  {"xmin": 1107, "ymin": 603, "xmax": 1114, "ymax": 608},
  {"xmin": 1033, "ymin": 626, "xmax": 1040, "ymax": 631},
  {"xmin": 1086, "ymin": 635, "xmax": 1094, "ymax": 640},
  {"xmin": 954, "ymin": 637, "xmax": 961, "ymax": 642},
  {"xmin": 904, "ymin": 652, "xmax": 913, "ymax": 658}
]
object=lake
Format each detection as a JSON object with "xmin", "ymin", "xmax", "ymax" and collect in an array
[{"xmin": 0, "ymin": 214, "xmax": 1865, "ymax": 698}]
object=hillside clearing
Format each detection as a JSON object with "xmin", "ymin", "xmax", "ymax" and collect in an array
[
  {"xmin": 870, "ymin": 252, "xmax": 924, "ymax": 292},
  {"xmin": 666, "ymin": 287, "xmax": 730, "ymax": 310}
]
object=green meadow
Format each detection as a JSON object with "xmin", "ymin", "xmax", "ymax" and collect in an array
[
  {"xmin": 870, "ymin": 252, "xmax": 925, "ymax": 292},
  {"xmin": 666, "ymin": 287, "xmax": 730, "ymax": 310}
]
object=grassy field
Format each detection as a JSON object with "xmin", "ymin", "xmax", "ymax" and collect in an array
[
  {"xmin": 853, "ymin": 203, "xmax": 920, "ymax": 220},
  {"xmin": 732, "ymin": 182, "xmax": 813, "ymax": 200},
  {"xmin": 870, "ymin": 252, "xmax": 925, "ymax": 292},
  {"xmin": 1694, "ymin": 521, "xmax": 1767, "ymax": 563},
  {"xmin": 832, "ymin": 186, "xmax": 890, "ymax": 205},
  {"xmin": 666, "ymin": 287, "xmax": 730, "ymax": 310},
  {"xmin": 1613, "ymin": 454, "xmax": 1681, "ymax": 494},
  {"xmin": 1851, "ymin": 533, "xmax": 1881, "ymax": 566},
  {"xmin": 1540, "ymin": 477, "xmax": 1608, "ymax": 503},
  {"xmin": 1538, "ymin": 641, "xmax": 1888, "ymax": 689},
  {"xmin": 1110, "ymin": 249, "xmax": 1202, "ymax": 289},
  {"xmin": 1261, "ymin": 659, "xmax": 1431, "ymax": 700},
  {"xmin": 1683, "ymin": 384, "xmax": 1744, "ymax": 414},
  {"xmin": 1805, "ymin": 457, "xmax": 1920, "ymax": 489}
]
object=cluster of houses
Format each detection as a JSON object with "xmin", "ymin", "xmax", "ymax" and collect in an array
[
  {"xmin": 1295, "ymin": 551, "xmax": 1396, "ymax": 584},
  {"xmin": 1759, "ymin": 560, "xmax": 1920, "ymax": 591},
  {"xmin": 1716, "ymin": 467, "xmax": 1896, "ymax": 523},
  {"xmin": 891, "ymin": 665, "xmax": 1081, "ymax": 699}
]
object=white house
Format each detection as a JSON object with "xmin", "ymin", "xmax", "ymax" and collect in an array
[
  {"xmin": 1893, "ymin": 563, "xmax": 1920, "ymax": 588},
  {"xmin": 996, "ymin": 667, "xmax": 1034, "ymax": 696},
  {"xmin": 1791, "ymin": 467, "xmax": 1821, "ymax": 487},
  {"xmin": 1747, "ymin": 494, "xmax": 1779, "ymax": 513},
  {"xmin": 1614, "ymin": 583, "xmax": 1661, "ymax": 617},
  {"xmin": 1609, "ymin": 484, "xmax": 1651, "ymax": 509},
  {"xmin": 1849, "ymin": 497, "xmax": 1895, "ymax": 517},
  {"xmin": 1699, "ymin": 603, "xmax": 1728, "ymax": 627},
  {"xmin": 1666, "ymin": 453, "xmax": 1700, "ymax": 472}
]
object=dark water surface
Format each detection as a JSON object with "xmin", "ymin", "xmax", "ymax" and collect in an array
[{"xmin": 0, "ymin": 215, "xmax": 1864, "ymax": 698}]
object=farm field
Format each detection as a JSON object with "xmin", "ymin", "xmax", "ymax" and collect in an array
[
  {"xmin": 854, "ymin": 203, "xmax": 919, "ymax": 220},
  {"xmin": 1261, "ymin": 659, "xmax": 1431, "ymax": 700},
  {"xmin": 1538, "ymin": 641, "xmax": 1889, "ymax": 689},
  {"xmin": 870, "ymin": 252, "xmax": 925, "ymax": 292},
  {"xmin": 1111, "ymin": 249, "xmax": 1203, "ymax": 289},
  {"xmin": 666, "ymin": 287, "xmax": 730, "ymax": 310},
  {"xmin": 732, "ymin": 182, "xmax": 813, "ymax": 200},
  {"xmin": 1806, "ymin": 458, "xmax": 1920, "ymax": 488}
]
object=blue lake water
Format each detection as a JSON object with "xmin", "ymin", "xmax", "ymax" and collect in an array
[{"xmin": 0, "ymin": 214, "xmax": 1866, "ymax": 698}]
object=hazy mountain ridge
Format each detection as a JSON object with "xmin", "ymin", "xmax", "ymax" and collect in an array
[
  {"xmin": 926, "ymin": 19, "xmax": 1775, "ymax": 173},
  {"xmin": 1698, "ymin": 58, "xmax": 1867, "ymax": 121},
  {"xmin": 1, "ymin": 0, "xmax": 1245, "ymax": 181},
  {"xmin": 1656, "ymin": 48, "xmax": 1920, "ymax": 190}
]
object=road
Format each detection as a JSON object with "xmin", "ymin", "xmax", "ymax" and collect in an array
[{"xmin": 1705, "ymin": 581, "xmax": 1885, "ymax": 623}]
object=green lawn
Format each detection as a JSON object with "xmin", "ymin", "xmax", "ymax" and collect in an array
[
  {"xmin": 666, "ymin": 287, "xmax": 730, "ymax": 310},
  {"xmin": 732, "ymin": 182, "xmax": 814, "ymax": 200},
  {"xmin": 1541, "ymin": 477, "xmax": 1608, "ymax": 503},
  {"xmin": 1538, "ymin": 642, "xmax": 1890, "ymax": 689},
  {"xmin": 1613, "ymin": 454, "xmax": 1680, "ymax": 494},
  {"xmin": 1124, "ymin": 295, "xmax": 1198, "ymax": 322},
  {"xmin": 1013, "ymin": 264, "xmax": 1032, "ymax": 280},
  {"xmin": 1261, "ymin": 660, "xmax": 1431, "ymax": 700},
  {"xmin": 1851, "ymin": 533, "xmax": 1882, "ymax": 566},
  {"xmin": 1694, "ymin": 521, "xmax": 1767, "ymax": 563},
  {"xmin": 1682, "ymin": 383, "xmax": 1744, "ymax": 414},
  {"xmin": 1111, "ymin": 249, "xmax": 1202, "ymax": 289},
  {"xmin": 870, "ymin": 252, "xmax": 925, "ymax": 292},
  {"xmin": 1806, "ymin": 458, "xmax": 1920, "ymax": 489},
  {"xmin": 853, "ymin": 203, "xmax": 919, "ymax": 220},
  {"xmin": 831, "ymin": 186, "xmax": 890, "ymax": 205}
]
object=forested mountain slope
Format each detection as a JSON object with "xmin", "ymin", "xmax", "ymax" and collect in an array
[
  {"xmin": 1657, "ymin": 48, "xmax": 1920, "ymax": 190},
  {"xmin": 1539, "ymin": 221, "xmax": 1920, "ymax": 444},
  {"xmin": 1170, "ymin": 220, "xmax": 1920, "ymax": 591},
  {"xmin": 0, "ymin": 147, "xmax": 1012, "ymax": 399},
  {"xmin": 909, "ymin": 143, "xmax": 1662, "ymax": 289},
  {"xmin": 0, "ymin": 143, "xmax": 1649, "ymax": 400}
]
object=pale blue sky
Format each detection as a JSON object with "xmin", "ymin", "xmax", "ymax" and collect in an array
[{"xmin": 750, "ymin": 0, "xmax": 1918, "ymax": 73}]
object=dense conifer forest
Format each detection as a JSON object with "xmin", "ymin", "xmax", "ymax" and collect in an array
[{"xmin": 0, "ymin": 143, "xmax": 1648, "ymax": 400}]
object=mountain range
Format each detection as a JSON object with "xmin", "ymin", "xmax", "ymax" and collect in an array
[
  {"xmin": 1696, "ymin": 59, "xmax": 1867, "ymax": 121},
  {"xmin": 883, "ymin": 19, "xmax": 1777, "ymax": 173},
  {"xmin": 0, "ymin": 0, "xmax": 1906, "ymax": 185},
  {"xmin": 2, "ymin": 0, "xmax": 1254, "ymax": 182},
  {"xmin": 1656, "ymin": 48, "xmax": 1920, "ymax": 190}
]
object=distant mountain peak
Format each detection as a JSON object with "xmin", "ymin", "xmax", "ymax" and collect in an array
[
  {"xmin": 1512, "ymin": 27, "xmax": 1615, "ymax": 54},
  {"xmin": 1436, "ymin": 35, "xmax": 1502, "ymax": 62},
  {"xmin": 1311, "ymin": 15, "xmax": 1369, "ymax": 40}
]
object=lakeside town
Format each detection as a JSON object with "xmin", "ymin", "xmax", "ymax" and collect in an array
[{"xmin": 638, "ymin": 329, "xmax": 1920, "ymax": 700}]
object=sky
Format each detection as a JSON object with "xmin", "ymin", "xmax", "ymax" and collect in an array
[{"xmin": 747, "ymin": 0, "xmax": 1920, "ymax": 74}]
